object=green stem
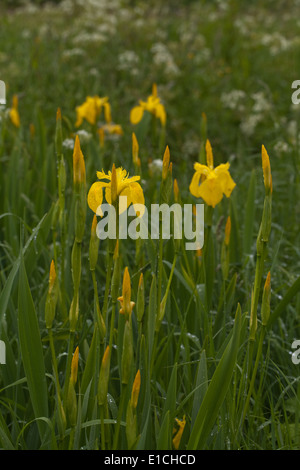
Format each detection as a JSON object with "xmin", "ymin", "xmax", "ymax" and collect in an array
[
  {"xmin": 242, "ymin": 326, "xmax": 266, "ymax": 426},
  {"xmin": 112, "ymin": 383, "xmax": 127, "ymax": 449},
  {"xmin": 68, "ymin": 427, "xmax": 75, "ymax": 450},
  {"xmin": 102, "ymin": 251, "xmax": 113, "ymax": 323}
]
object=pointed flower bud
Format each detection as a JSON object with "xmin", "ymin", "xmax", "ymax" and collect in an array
[
  {"xmin": 224, "ymin": 216, "xmax": 231, "ymax": 246},
  {"xmin": 118, "ymin": 267, "xmax": 135, "ymax": 318},
  {"xmin": 110, "ymin": 163, "xmax": 118, "ymax": 205},
  {"xmin": 132, "ymin": 132, "xmax": 140, "ymax": 167},
  {"xmin": 73, "ymin": 135, "xmax": 86, "ymax": 187},
  {"xmin": 130, "ymin": 369, "xmax": 141, "ymax": 409},
  {"xmin": 261, "ymin": 271, "xmax": 271, "ymax": 326},
  {"xmin": 49, "ymin": 259, "xmax": 57, "ymax": 293},
  {"xmin": 206, "ymin": 139, "xmax": 214, "ymax": 170},
  {"xmin": 70, "ymin": 346, "xmax": 79, "ymax": 385},
  {"xmin": 262, "ymin": 145, "xmax": 272, "ymax": 194},
  {"xmin": 162, "ymin": 146, "xmax": 170, "ymax": 180}
]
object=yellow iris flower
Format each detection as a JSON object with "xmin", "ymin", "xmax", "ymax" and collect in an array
[
  {"xmin": 9, "ymin": 95, "xmax": 20, "ymax": 128},
  {"xmin": 87, "ymin": 165, "xmax": 144, "ymax": 216},
  {"xmin": 189, "ymin": 140, "xmax": 236, "ymax": 208},
  {"xmin": 130, "ymin": 84, "xmax": 166, "ymax": 127},
  {"xmin": 75, "ymin": 95, "xmax": 111, "ymax": 127}
]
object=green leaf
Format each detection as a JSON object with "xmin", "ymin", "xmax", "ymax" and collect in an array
[
  {"xmin": 148, "ymin": 274, "xmax": 157, "ymax": 363},
  {"xmin": 0, "ymin": 211, "xmax": 52, "ymax": 332},
  {"xmin": 156, "ymin": 410, "xmax": 171, "ymax": 450},
  {"xmin": 161, "ymin": 362, "xmax": 177, "ymax": 423},
  {"xmin": 268, "ymin": 275, "xmax": 300, "ymax": 328},
  {"xmin": 81, "ymin": 324, "xmax": 99, "ymax": 396},
  {"xmin": 17, "ymin": 255, "xmax": 49, "ymax": 445},
  {"xmin": 188, "ymin": 304, "xmax": 242, "ymax": 450}
]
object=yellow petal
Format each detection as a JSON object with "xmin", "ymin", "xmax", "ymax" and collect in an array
[
  {"xmin": 96, "ymin": 169, "xmax": 110, "ymax": 181},
  {"xmin": 197, "ymin": 177, "xmax": 224, "ymax": 207},
  {"xmin": 9, "ymin": 108, "xmax": 20, "ymax": 128},
  {"xmin": 121, "ymin": 182, "xmax": 145, "ymax": 216},
  {"xmin": 156, "ymin": 103, "xmax": 166, "ymax": 126},
  {"xmin": 87, "ymin": 181, "xmax": 106, "ymax": 215},
  {"xmin": 104, "ymin": 101, "xmax": 112, "ymax": 123},
  {"xmin": 189, "ymin": 170, "xmax": 203, "ymax": 198},
  {"xmin": 205, "ymin": 139, "xmax": 214, "ymax": 169},
  {"xmin": 224, "ymin": 216, "xmax": 231, "ymax": 245},
  {"xmin": 262, "ymin": 145, "xmax": 272, "ymax": 193},
  {"xmin": 214, "ymin": 166, "xmax": 236, "ymax": 198},
  {"xmin": 132, "ymin": 132, "xmax": 139, "ymax": 165},
  {"xmin": 130, "ymin": 106, "xmax": 144, "ymax": 124}
]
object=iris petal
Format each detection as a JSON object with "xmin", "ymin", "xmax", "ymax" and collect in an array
[
  {"xmin": 87, "ymin": 182, "xmax": 106, "ymax": 215},
  {"xmin": 130, "ymin": 106, "xmax": 144, "ymax": 124}
]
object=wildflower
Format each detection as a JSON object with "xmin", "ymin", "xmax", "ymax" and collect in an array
[
  {"xmin": 189, "ymin": 140, "xmax": 236, "ymax": 208},
  {"xmin": 87, "ymin": 165, "xmax": 144, "ymax": 216},
  {"xmin": 9, "ymin": 94, "xmax": 20, "ymax": 128},
  {"xmin": 224, "ymin": 216, "xmax": 231, "ymax": 246},
  {"xmin": 172, "ymin": 416, "xmax": 186, "ymax": 450},
  {"xmin": 130, "ymin": 83, "xmax": 166, "ymax": 126},
  {"xmin": 162, "ymin": 145, "xmax": 171, "ymax": 180},
  {"xmin": 75, "ymin": 95, "xmax": 111, "ymax": 127}
]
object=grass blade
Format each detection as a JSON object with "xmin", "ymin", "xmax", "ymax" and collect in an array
[{"xmin": 17, "ymin": 254, "xmax": 49, "ymax": 445}]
